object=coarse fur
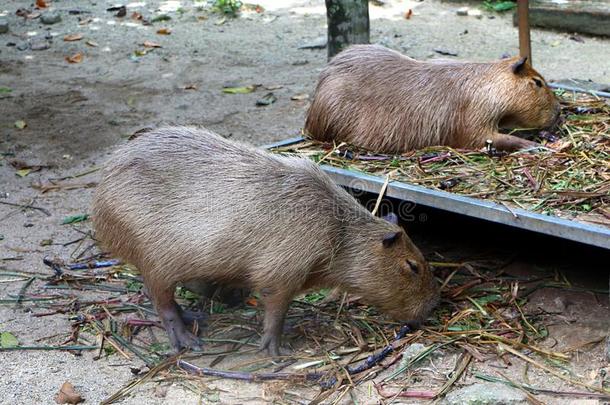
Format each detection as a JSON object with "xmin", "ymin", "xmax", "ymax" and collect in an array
[
  {"xmin": 305, "ymin": 44, "xmax": 561, "ymax": 153},
  {"xmin": 92, "ymin": 126, "xmax": 440, "ymax": 355}
]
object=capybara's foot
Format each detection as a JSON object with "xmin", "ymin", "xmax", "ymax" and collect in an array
[
  {"xmin": 171, "ymin": 328, "xmax": 202, "ymax": 352},
  {"xmin": 158, "ymin": 305, "xmax": 203, "ymax": 352},
  {"xmin": 491, "ymin": 133, "xmax": 540, "ymax": 152},
  {"xmin": 260, "ymin": 332, "xmax": 283, "ymax": 358}
]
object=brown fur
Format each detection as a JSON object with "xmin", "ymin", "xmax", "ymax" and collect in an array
[
  {"xmin": 92, "ymin": 126, "xmax": 439, "ymax": 355},
  {"xmin": 305, "ymin": 44, "xmax": 561, "ymax": 153}
]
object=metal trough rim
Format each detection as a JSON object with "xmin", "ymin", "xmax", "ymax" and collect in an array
[{"xmin": 265, "ymin": 137, "xmax": 609, "ymax": 250}]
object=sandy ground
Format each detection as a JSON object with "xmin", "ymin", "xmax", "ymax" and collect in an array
[{"xmin": 1, "ymin": 0, "xmax": 609, "ymax": 404}]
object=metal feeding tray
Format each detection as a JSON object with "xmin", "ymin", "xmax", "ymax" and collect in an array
[{"xmin": 265, "ymin": 87, "xmax": 610, "ymax": 250}]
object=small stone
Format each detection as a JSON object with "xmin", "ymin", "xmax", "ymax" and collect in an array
[
  {"xmin": 468, "ymin": 9, "xmax": 483, "ymax": 19},
  {"xmin": 456, "ymin": 7, "xmax": 469, "ymax": 16},
  {"xmin": 0, "ymin": 18, "xmax": 9, "ymax": 34},
  {"xmin": 442, "ymin": 382, "xmax": 527, "ymax": 405},
  {"xmin": 41, "ymin": 11, "xmax": 61, "ymax": 25},
  {"xmin": 30, "ymin": 37, "xmax": 50, "ymax": 51},
  {"xmin": 398, "ymin": 343, "xmax": 431, "ymax": 370}
]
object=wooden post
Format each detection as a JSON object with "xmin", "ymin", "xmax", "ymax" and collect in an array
[
  {"xmin": 517, "ymin": 0, "xmax": 532, "ymax": 65},
  {"xmin": 326, "ymin": 0, "xmax": 370, "ymax": 60}
]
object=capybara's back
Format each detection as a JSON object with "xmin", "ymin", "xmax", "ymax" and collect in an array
[
  {"xmin": 305, "ymin": 44, "xmax": 560, "ymax": 153},
  {"xmin": 92, "ymin": 126, "xmax": 439, "ymax": 354}
]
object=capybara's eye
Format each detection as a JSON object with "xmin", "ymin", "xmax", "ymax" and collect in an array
[
  {"xmin": 533, "ymin": 78, "xmax": 543, "ymax": 88},
  {"xmin": 407, "ymin": 259, "xmax": 420, "ymax": 274}
]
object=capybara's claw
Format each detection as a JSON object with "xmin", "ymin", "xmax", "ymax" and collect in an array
[
  {"xmin": 170, "ymin": 329, "xmax": 202, "ymax": 352},
  {"xmin": 260, "ymin": 334, "xmax": 282, "ymax": 358}
]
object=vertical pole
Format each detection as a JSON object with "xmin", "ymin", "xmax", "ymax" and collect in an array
[
  {"xmin": 326, "ymin": 0, "xmax": 370, "ymax": 61},
  {"xmin": 517, "ymin": 0, "xmax": 532, "ymax": 65}
]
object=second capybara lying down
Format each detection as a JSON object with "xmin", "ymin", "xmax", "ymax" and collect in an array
[
  {"xmin": 92, "ymin": 126, "xmax": 440, "ymax": 356},
  {"xmin": 305, "ymin": 44, "xmax": 561, "ymax": 153}
]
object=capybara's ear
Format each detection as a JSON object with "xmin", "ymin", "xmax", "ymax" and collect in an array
[
  {"xmin": 382, "ymin": 212, "xmax": 399, "ymax": 225},
  {"xmin": 511, "ymin": 57, "xmax": 528, "ymax": 74},
  {"xmin": 382, "ymin": 231, "xmax": 402, "ymax": 248}
]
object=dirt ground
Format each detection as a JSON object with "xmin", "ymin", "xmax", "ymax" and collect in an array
[{"xmin": 1, "ymin": 0, "xmax": 609, "ymax": 404}]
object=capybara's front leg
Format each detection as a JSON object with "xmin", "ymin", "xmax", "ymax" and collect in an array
[
  {"xmin": 490, "ymin": 133, "xmax": 540, "ymax": 152},
  {"xmin": 152, "ymin": 285, "xmax": 202, "ymax": 352},
  {"xmin": 259, "ymin": 288, "xmax": 292, "ymax": 357}
]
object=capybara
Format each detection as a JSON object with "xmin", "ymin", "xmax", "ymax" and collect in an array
[
  {"xmin": 92, "ymin": 126, "xmax": 440, "ymax": 355},
  {"xmin": 305, "ymin": 44, "xmax": 561, "ymax": 153}
]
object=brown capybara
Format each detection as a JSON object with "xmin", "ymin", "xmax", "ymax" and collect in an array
[
  {"xmin": 305, "ymin": 44, "xmax": 561, "ymax": 153},
  {"xmin": 92, "ymin": 126, "xmax": 439, "ymax": 356}
]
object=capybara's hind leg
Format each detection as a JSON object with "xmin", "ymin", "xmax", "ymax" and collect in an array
[
  {"xmin": 152, "ymin": 285, "xmax": 202, "ymax": 351},
  {"xmin": 491, "ymin": 133, "xmax": 539, "ymax": 152},
  {"xmin": 259, "ymin": 288, "xmax": 292, "ymax": 357}
]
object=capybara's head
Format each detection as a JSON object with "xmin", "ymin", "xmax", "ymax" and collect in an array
[
  {"xmin": 345, "ymin": 213, "xmax": 440, "ymax": 325},
  {"xmin": 497, "ymin": 57, "xmax": 561, "ymax": 130}
]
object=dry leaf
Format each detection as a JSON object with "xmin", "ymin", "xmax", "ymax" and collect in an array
[
  {"xmin": 78, "ymin": 17, "xmax": 92, "ymax": 25},
  {"xmin": 156, "ymin": 28, "xmax": 171, "ymax": 35},
  {"xmin": 65, "ymin": 53, "xmax": 83, "ymax": 63},
  {"xmin": 142, "ymin": 41, "xmax": 161, "ymax": 48},
  {"xmin": 291, "ymin": 93, "xmax": 309, "ymax": 101},
  {"xmin": 404, "ymin": 9, "xmax": 413, "ymax": 19},
  {"xmin": 16, "ymin": 169, "xmax": 31, "ymax": 177},
  {"xmin": 63, "ymin": 33, "xmax": 83, "ymax": 42},
  {"xmin": 184, "ymin": 84, "xmax": 197, "ymax": 90},
  {"xmin": 14, "ymin": 120, "xmax": 27, "ymax": 129},
  {"xmin": 131, "ymin": 12, "xmax": 143, "ymax": 20},
  {"xmin": 36, "ymin": 0, "xmax": 48, "ymax": 9},
  {"xmin": 85, "ymin": 40, "xmax": 98, "ymax": 47},
  {"xmin": 54, "ymin": 381, "xmax": 84, "ymax": 404}
]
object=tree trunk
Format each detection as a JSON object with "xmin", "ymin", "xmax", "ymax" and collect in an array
[{"xmin": 326, "ymin": 0, "xmax": 370, "ymax": 60}]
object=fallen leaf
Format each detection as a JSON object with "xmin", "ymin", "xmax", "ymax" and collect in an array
[
  {"xmin": 134, "ymin": 49, "xmax": 148, "ymax": 57},
  {"xmin": 36, "ymin": 0, "xmax": 48, "ymax": 9},
  {"xmin": 246, "ymin": 297, "xmax": 258, "ymax": 306},
  {"xmin": 222, "ymin": 85, "xmax": 257, "ymax": 94},
  {"xmin": 433, "ymin": 48, "xmax": 458, "ymax": 56},
  {"xmin": 61, "ymin": 214, "xmax": 89, "ymax": 225},
  {"xmin": 16, "ymin": 169, "xmax": 32, "ymax": 177},
  {"xmin": 405, "ymin": 9, "xmax": 412, "ymax": 19},
  {"xmin": 85, "ymin": 40, "xmax": 98, "ymax": 47},
  {"xmin": 14, "ymin": 120, "xmax": 27, "ymax": 129},
  {"xmin": 256, "ymin": 92, "xmax": 277, "ymax": 106},
  {"xmin": 142, "ymin": 41, "xmax": 162, "ymax": 48},
  {"xmin": 63, "ymin": 33, "xmax": 83, "ymax": 42},
  {"xmin": 66, "ymin": 53, "xmax": 83, "ymax": 63},
  {"xmin": 291, "ymin": 93, "xmax": 309, "ymax": 101},
  {"xmin": 151, "ymin": 14, "xmax": 171, "ymax": 22},
  {"xmin": 156, "ymin": 28, "xmax": 171, "ymax": 35},
  {"xmin": 78, "ymin": 17, "xmax": 93, "ymax": 25},
  {"xmin": 0, "ymin": 332, "xmax": 18, "ymax": 348},
  {"xmin": 184, "ymin": 84, "xmax": 197, "ymax": 90},
  {"xmin": 54, "ymin": 381, "xmax": 84, "ymax": 404},
  {"xmin": 115, "ymin": 6, "xmax": 127, "ymax": 18},
  {"xmin": 0, "ymin": 87, "xmax": 12, "ymax": 94},
  {"xmin": 550, "ymin": 40, "xmax": 561, "ymax": 47},
  {"xmin": 16, "ymin": 8, "xmax": 31, "ymax": 17},
  {"xmin": 265, "ymin": 84, "xmax": 283, "ymax": 90},
  {"xmin": 131, "ymin": 11, "xmax": 143, "ymax": 20}
]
